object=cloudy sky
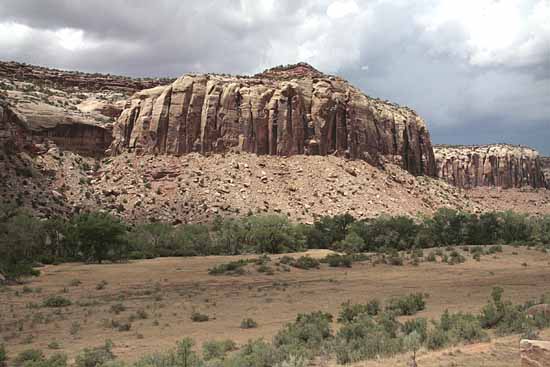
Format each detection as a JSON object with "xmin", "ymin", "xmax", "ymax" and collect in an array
[{"xmin": 0, "ymin": 0, "xmax": 549, "ymax": 154}]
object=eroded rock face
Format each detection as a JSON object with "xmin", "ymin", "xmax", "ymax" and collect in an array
[
  {"xmin": 520, "ymin": 339, "xmax": 550, "ymax": 367},
  {"xmin": 0, "ymin": 96, "xmax": 112, "ymax": 156},
  {"xmin": 434, "ymin": 144, "xmax": 547, "ymax": 189},
  {"xmin": 111, "ymin": 63, "xmax": 436, "ymax": 176},
  {"xmin": 542, "ymin": 157, "xmax": 550, "ymax": 182}
]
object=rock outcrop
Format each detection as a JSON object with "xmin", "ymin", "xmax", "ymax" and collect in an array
[
  {"xmin": 111, "ymin": 63, "xmax": 436, "ymax": 176},
  {"xmin": 0, "ymin": 60, "xmax": 173, "ymax": 92},
  {"xmin": 520, "ymin": 339, "xmax": 550, "ymax": 367},
  {"xmin": 434, "ymin": 144, "xmax": 547, "ymax": 189},
  {"xmin": 0, "ymin": 95, "xmax": 112, "ymax": 156},
  {"xmin": 542, "ymin": 157, "xmax": 550, "ymax": 182}
]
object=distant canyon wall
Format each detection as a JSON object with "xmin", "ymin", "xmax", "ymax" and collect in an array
[
  {"xmin": 111, "ymin": 64, "xmax": 436, "ymax": 176},
  {"xmin": 434, "ymin": 144, "xmax": 547, "ymax": 189}
]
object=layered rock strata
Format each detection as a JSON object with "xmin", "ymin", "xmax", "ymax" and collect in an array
[
  {"xmin": 434, "ymin": 144, "xmax": 547, "ymax": 189},
  {"xmin": 0, "ymin": 61, "xmax": 173, "ymax": 92},
  {"xmin": 0, "ymin": 97, "xmax": 112, "ymax": 156},
  {"xmin": 111, "ymin": 63, "xmax": 436, "ymax": 176}
]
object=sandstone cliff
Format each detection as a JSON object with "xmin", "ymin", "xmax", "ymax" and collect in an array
[
  {"xmin": 111, "ymin": 63, "xmax": 436, "ymax": 176},
  {"xmin": 434, "ymin": 144, "xmax": 547, "ymax": 189},
  {"xmin": 542, "ymin": 157, "xmax": 550, "ymax": 182}
]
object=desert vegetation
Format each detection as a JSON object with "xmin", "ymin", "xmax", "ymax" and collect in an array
[
  {"xmin": 0, "ymin": 287, "xmax": 548, "ymax": 366},
  {"xmin": 2, "ymin": 204, "xmax": 550, "ymax": 281}
]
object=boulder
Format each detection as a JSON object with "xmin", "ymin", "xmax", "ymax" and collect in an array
[{"xmin": 520, "ymin": 339, "xmax": 550, "ymax": 367}]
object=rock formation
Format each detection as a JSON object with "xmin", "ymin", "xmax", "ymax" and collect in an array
[
  {"xmin": 542, "ymin": 157, "xmax": 550, "ymax": 182},
  {"xmin": 434, "ymin": 144, "xmax": 547, "ymax": 189},
  {"xmin": 0, "ymin": 60, "xmax": 173, "ymax": 92},
  {"xmin": 111, "ymin": 63, "xmax": 436, "ymax": 176},
  {"xmin": 0, "ymin": 95, "xmax": 113, "ymax": 156},
  {"xmin": 520, "ymin": 339, "xmax": 550, "ymax": 367}
]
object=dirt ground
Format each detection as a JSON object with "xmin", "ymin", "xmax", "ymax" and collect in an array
[{"xmin": 1, "ymin": 246, "xmax": 549, "ymax": 366}]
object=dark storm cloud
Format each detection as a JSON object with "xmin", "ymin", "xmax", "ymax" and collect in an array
[{"xmin": 0, "ymin": 0, "xmax": 548, "ymax": 154}]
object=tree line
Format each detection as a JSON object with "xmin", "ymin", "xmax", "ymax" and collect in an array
[{"xmin": 1, "ymin": 203, "xmax": 549, "ymax": 281}]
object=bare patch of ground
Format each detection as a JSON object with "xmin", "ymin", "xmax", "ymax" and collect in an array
[{"xmin": 1, "ymin": 246, "xmax": 549, "ymax": 365}]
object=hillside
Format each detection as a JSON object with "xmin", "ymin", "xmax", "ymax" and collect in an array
[{"xmin": 0, "ymin": 61, "xmax": 548, "ymax": 222}]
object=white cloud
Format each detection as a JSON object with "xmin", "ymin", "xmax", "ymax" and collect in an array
[
  {"xmin": 55, "ymin": 28, "xmax": 99, "ymax": 51},
  {"xmin": 326, "ymin": 0, "xmax": 359, "ymax": 18},
  {"xmin": 417, "ymin": 0, "xmax": 550, "ymax": 68}
]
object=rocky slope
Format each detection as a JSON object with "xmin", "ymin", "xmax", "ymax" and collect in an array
[
  {"xmin": 434, "ymin": 144, "xmax": 547, "ymax": 189},
  {"xmin": 111, "ymin": 63, "xmax": 436, "ymax": 177},
  {"xmin": 2, "ymin": 61, "xmax": 549, "ymax": 222}
]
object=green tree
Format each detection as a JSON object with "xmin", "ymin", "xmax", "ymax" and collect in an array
[
  {"xmin": 0, "ymin": 209, "xmax": 44, "ymax": 280},
  {"xmin": 67, "ymin": 212, "xmax": 128, "ymax": 263},
  {"xmin": 245, "ymin": 215, "xmax": 296, "ymax": 253}
]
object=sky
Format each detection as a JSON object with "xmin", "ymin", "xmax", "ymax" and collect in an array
[{"xmin": 0, "ymin": 0, "xmax": 548, "ymax": 154}]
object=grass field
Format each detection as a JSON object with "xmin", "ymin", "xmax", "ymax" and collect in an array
[{"xmin": 1, "ymin": 245, "xmax": 549, "ymax": 365}]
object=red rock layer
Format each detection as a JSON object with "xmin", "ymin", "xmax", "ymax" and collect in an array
[{"xmin": 111, "ymin": 64, "xmax": 436, "ymax": 176}]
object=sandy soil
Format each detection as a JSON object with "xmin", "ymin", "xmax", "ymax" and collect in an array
[{"xmin": 1, "ymin": 247, "xmax": 549, "ymax": 365}]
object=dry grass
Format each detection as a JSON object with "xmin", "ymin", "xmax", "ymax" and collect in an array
[{"xmin": 1, "ymin": 246, "xmax": 549, "ymax": 365}]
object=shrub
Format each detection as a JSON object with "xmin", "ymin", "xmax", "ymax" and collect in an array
[
  {"xmin": 446, "ymin": 250, "xmax": 466, "ymax": 265},
  {"xmin": 0, "ymin": 345, "xmax": 5, "ymax": 367},
  {"xmin": 401, "ymin": 318, "xmax": 428, "ymax": 342},
  {"xmin": 48, "ymin": 341, "xmax": 61, "ymax": 350},
  {"xmin": 75, "ymin": 340, "xmax": 114, "ymax": 367},
  {"xmin": 367, "ymin": 299, "xmax": 381, "ymax": 316},
  {"xmin": 425, "ymin": 252, "xmax": 437, "ymax": 262},
  {"xmin": 136, "ymin": 309, "xmax": 149, "ymax": 320},
  {"xmin": 191, "ymin": 311, "xmax": 209, "ymax": 322},
  {"xmin": 324, "ymin": 254, "xmax": 352, "ymax": 268},
  {"xmin": 70, "ymin": 321, "xmax": 81, "ymax": 336},
  {"xmin": 14, "ymin": 349, "xmax": 44, "ymax": 366},
  {"xmin": 110, "ymin": 303, "xmax": 126, "ymax": 314},
  {"xmin": 385, "ymin": 293, "xmax": 427, "ymax": 316},
  {"xmin": 334, "ymin": 312, "xmax": 403, "ymax": 363},
  {"xmin": 240, "ymin": 318, "xmax": 258, "ymax": 329},
  {"xmin": 96, "ymin": 280, "xmax": 108, "ymax": 290},
  {"xmin": 385, "ymin": 250, "xmax": 404, "ymax": 266},
  {"xmin": 256, "ymin": 264, "xmax": 273, "ymax": 274},
  {"xmin": 274, "ymin": 311, "xmax": 333, "ymax": 359},
  {"xmin": 338, "ymin": 300, "xmax": 379, "ymax": 322},
  {"xmin": 279, "ymin": 256, "xmax": 295, "ymax": 265},
  {"xmin": 208, "ymin": 259, "xmax": 250, "ymax": 275},
  {"xmin": 292, "ymin": 256, "xmax": 320, "ymax": 270},
  {"xmin": 202, "ymin": 339, "xmax": 237, "ymax": 361},
  {"xmin": 438, "ymin": 310, "xmax": 488, "ymax": 345},
  {"xmin": 426, "ymin": 327, "xmax": 449, "ymax": 350},
  {"xmin": 42, "ymin": 296, "xmax": 72, "ymax": 308},
  {"xmin": 487, "ymin": 245, "xmax": 503, "ymax": 254},
  {"xmin": 69, "ymin": 279, "xmax": 82, "ymax": 287},
  {"xmin": 12, "ymin": 351, "xmax": 67, "ymax": 367},
  {"xmin": 225, "ymin": 338, "xmax": 279, "ymax": 367}
]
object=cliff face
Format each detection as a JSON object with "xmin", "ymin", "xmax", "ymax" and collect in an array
[
  {"xmin": 434, "ymin": 144, "xmax": 547, "ymax": 189},
  {"xmin": 0, "ymin": 97, "xmax": 112, "ymax": 156},
  {"xmin": 542, "ymin": 157, "xmax": 550, "ymax": 182},
  {"xmin": 111, "ymin": 63, "xmax": 436, "ymax": 176}
]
